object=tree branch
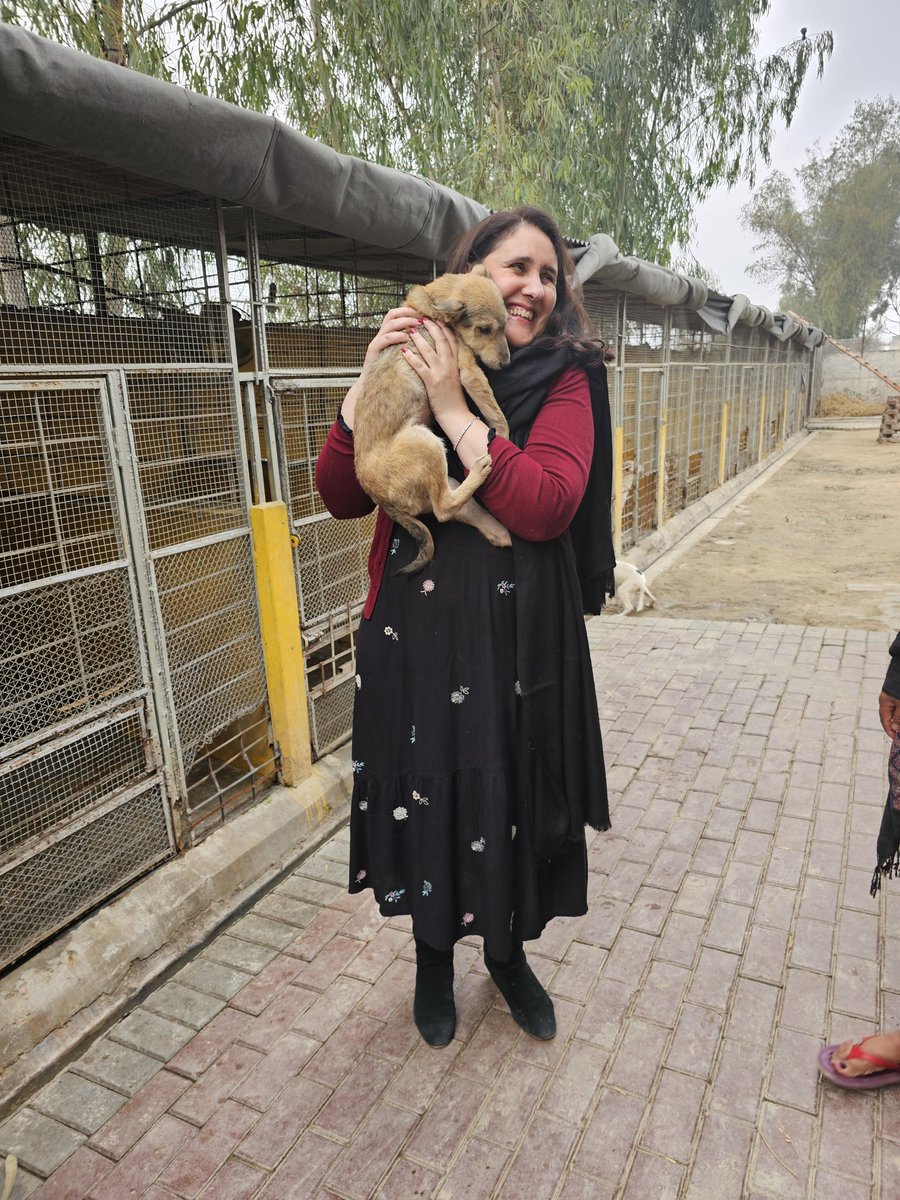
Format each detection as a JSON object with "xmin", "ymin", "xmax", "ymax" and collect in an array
[{"xmin": 136, "ymin": 0, "xmax": 209, "ymax": 36}]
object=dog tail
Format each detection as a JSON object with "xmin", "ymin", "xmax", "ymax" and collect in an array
[{"xmin": 385, "ymin": 508, "xmax": 434, "ymax": 574}]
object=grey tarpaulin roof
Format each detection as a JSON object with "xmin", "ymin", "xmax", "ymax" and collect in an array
[{"xmin": 0, "ymin": 22, "xmax": 823, "ymax": 348}]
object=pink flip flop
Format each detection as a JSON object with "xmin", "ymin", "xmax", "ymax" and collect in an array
[{"xmin": 818, "ymin": 1039, "xmax": 900, "ymax": 1090}]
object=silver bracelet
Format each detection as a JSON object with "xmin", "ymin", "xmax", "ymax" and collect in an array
[{"xmin": 453, "ymin": 418, "xmax": 477, "ymax": 453}]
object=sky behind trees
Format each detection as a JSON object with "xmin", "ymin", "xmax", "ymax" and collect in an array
[{"xmin": 688, "ymin": 0, "xmax": 900, "ymax": 312}]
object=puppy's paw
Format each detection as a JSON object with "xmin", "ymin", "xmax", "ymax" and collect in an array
[
  {"xmin": 470, "ymin": 453, "xmax": 493, "ymax": 481},
  {"xmin": 479, "ymin": 514, "xmax": 511, "ymax": 547}
]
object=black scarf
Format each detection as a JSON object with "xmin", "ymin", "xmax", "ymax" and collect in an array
[
  {"xmin": 481, "ymin": 344, "xmax": 614, "ymax": 857},
  {"xmin": 872, "ymin": 734, "xmax": 900, "ymax": 895}
]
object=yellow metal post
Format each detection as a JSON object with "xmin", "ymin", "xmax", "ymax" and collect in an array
[
  {"xmin": 612, "ymin": 424, "xmax": 624, "ymax": 555},
  {"xmin": 718, "ymin": 399, "xmax": 729, "ymax": 486},
  {"xmin": 250, "ymin": 501, "xmax": 311, "ymax": 786}
]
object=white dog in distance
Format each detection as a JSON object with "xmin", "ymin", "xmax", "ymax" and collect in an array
[{"xmin": 613, "ymin": 562, "xmax": 657, "ymax": 615}]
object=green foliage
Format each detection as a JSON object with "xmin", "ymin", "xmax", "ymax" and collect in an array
[
  {"xmin": 2, "ymin": 1, "xmax": 832, "ymax": 260},
  {"xmin": 743, "ymin": 97, "xmax": 900, "ymax": 338}
]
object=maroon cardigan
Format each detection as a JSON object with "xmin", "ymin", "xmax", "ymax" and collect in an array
[{"xmin": 314, "ymin": 366, "xmax": 593, "ymax": 618}]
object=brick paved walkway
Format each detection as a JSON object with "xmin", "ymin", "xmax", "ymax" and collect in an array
[{"xmin": 2, "ymin": 617, "xmax": 896, "ymax": 1199}]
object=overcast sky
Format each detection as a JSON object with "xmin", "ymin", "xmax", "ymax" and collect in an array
[{"xmin": 686, "ymin": 0, "xmax": 900, "ymax": 310}]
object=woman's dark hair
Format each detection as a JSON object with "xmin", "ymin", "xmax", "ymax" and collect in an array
[{"xmin": 445, "ymin": 205, "xmax": 610, "ymax": 365}]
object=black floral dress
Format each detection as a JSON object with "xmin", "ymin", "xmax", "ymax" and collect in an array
[{"xmin": 348, "ymin": 514, "xmax": 588, "ymax": 958}]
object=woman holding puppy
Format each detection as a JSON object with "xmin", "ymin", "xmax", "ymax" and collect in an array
[{"xmin": 316, "ymin": 206, "xmax": 614, "ymax": 1046}]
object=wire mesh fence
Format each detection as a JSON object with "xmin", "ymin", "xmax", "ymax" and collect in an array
[{"xmin": 0, "ymin": 127, "xmax": 818, "ymax": 969}]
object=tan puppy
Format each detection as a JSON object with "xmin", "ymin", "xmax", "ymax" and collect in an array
[{"xmin": 353, "ymin": 267, "xmax": 512, "ymax": 573}]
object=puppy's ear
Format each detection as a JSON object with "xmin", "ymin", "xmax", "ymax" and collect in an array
[
  {"xmin": 470, "ymin": 264, "xmax": 489, "ymax": 278},
  {"xmin": 432, "ymin": 295, "xmax": 466, "ymax": 321}
]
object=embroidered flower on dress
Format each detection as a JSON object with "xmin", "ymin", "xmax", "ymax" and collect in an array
[
  {"xmin": 352, "ymin": 759, "xmax": 364, "ymax": 774},
  {"xmin": 412, "ymin": 790, "xmax": 429, "ymax": 806},
  {"xmin": 410, "ymin": 724, "xmax": 416, "ymax": 744},
  {"xmin": 514, "ymin": 680, "xmax": 521, "ymax": 696},
  {"xmin": 356, "ymin": 674, "xmax": 362, "ymax": 690},
  {"xmin": 471, "ymin": 837, "xmax": 485, "ymax": 852},
  {"xmin": 511, "ymin": 825, "xmax": 517, "ymax": 840},
  {"xmin": 393, "ymin": 806, "xmax": 408, "ymax": 821},
  {"xmin": 390, "ymin": 537, "xmax": 400, "ymax": 555},
  {"xmin": 384, "ymin": 888, "xmax": 406, "ymax": 903},
  {"xmin": 384, "ymin": 625, "xmax": 399, "ymax": 641},
  {"xmin": 497, "ymin": 580, "xmax": 515, "ymax": 596},
  {"xmin": 461, "ymin": 912, "xmax": 474, "ymax": 927},
  {"xmin": 358, "ymin": 799, "xmax": 368, "ymax": 812},
  {"xmin": 421, "ymin": 579, "xmax": 435, "ymax": 596},
  {"xmin": 422, "ymin": 880, "xmax": 432, "ymax": 897},
  {"xmin": 450, "ymin": 685, "xmax": 470, "ymax": 705},
  {"xmin": 355, "ymin": 869, "xmax": 367, "ymax": 882}
]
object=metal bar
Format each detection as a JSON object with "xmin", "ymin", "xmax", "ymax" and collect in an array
[{"xmin": 148, "ymin": 525, "xmax": 251, "ymax": 561}]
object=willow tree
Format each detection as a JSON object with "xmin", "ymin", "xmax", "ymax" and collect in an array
[
  {"xmin": 743, "ymin": 97, "xmax": 900, "ymax": 338},
  {"xmin": 1, "ymin": 1, "xmax": 832, "ymax": 261}
]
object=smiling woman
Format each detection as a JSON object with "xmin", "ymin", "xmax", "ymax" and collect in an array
[{"xmin": 316, "ymin": 205, "xmax": 616, "ymax": 1050}]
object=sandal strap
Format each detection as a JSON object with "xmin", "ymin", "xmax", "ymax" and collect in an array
[{"xmin": 846, "ymin": 1037, "xmax": 900, "ymax": 1071}]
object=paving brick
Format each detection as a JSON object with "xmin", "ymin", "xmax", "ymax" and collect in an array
[
  {"xmin": 88, "ymin": 1071, "xmax": 190, "ymax": 1159},
  {"xmin": 708, "ymin": 1037, "xmax": 767, "ymax": 1122},
  {"xmin": 143, "ymin": 980, "xmax": 226, "ymax": 1029},
  {"xmin": 740, "ymin": 925, "xmax": 789, "ymax": 985},
  {"xmin": 28, "ymin": 1146, "xmax": 111, "ymax": 1200},
  {"xmin": 665, "ymin": 1004, "xmax": 722, "ymax": 1079},
  {"xmin": 73, "ymin": 1038, "xmax": 161, "ymax": 1096},
  {"xmin": 754, "ymin": 883, "xmax": 797, "ymax": 930},
  {"xmin": 632, "ymin": 961, "xmax": 689, "ymax": 1028},
  {"xmin": 810, "ymin": 1170, "xmax": 873, "ymax": 1200},
  {"xmin": 496, "ymin": 1116, "xmax": 577, "ymax": 1200},
  {"xmin": 816, "ymin": 1088, "xmax": 875, "ymax": 1183},
  {"xmin": 472, "ymin": 1058, "xmax": 548, "ymax": 1148},
  {"xmin": 87, "ymin": 1114, "xmax": 194, "ymax": 1200},
  {"xmin": 624, "ymin": 887, "xmax": 673, "ymax": 937},
  {"xmin": 577, "ymin": 898, "xmax": 628, "ymax": 948},
  {"xmin": 645, "ymin": 850, "xmax": 691, "ymax": 891},
  {"xmin": 831, "ymin": 953, "xmax": 878, "ymax": 1021},
  {"xmin": 374, "ymin": 1157, "xmax": 442, "ymax": 1199},
  {"xmin": 194, "ymin": 1158, "xmax": 266, "ymax": 1200},
  {"xmin": 314, "ymin": 1054, "xmax": 398, "ymax": 1140},
  {"xmin": 231, "ymin": 1030, "xmax": 320, "ymax": 1109},
  {"xmin": 108, "ymin": 1008, "xmax": 195, "ymax": 1062},
  {"xmin": 654, "ymin": 912, "xmax": 704, "ymax": 967},
  {"xmin": 574, "ymin": 1088, "xmax": 644, "ymax": 1183},
  {"xmin": 202, "ymin": 934, "xmax": 279, "ymax": 974},
  {"xmin": 294, "ymin": 854, "xmax": 348, "ymax": 887},
  {"xmin": 293, "ymin": 975, "xmax": 370, "ymax": 1041},
  {"xmin": 789, "ymin": 918, "xmax": 834, "ymax": 972},
  {"xmin": 685, "ymin": 948, "xmax": 738, "ymax": 1010},
  {"xmin": 606, "ymin": 1018, "xmax": 669, "ymax": 1097},
  {"xmin": 603, "ymin": 859, "xmax": 647, "ymax": 903},
  {"xmin": 674, "ymin": 873, "xmax": 718, "ymax": 917},
  {"xmin": 540, "ymin": 1041, "xmax": 607, "ymax": 1125},
  {"xmin": 725, "ymin": 978, "xmax": 779, "ymax": 1047},
  {"xmin": 703, "ymin": 902, "xmax": 751, "ymax": 954},
  {"xmin": 438, "ymin": 1137, "xmax": 510, "ymax": 1200},
  {"xmin": 765, "ymin": 1028, "xmax": 820, "ymax": 1114},
  {"xmin": 240, "ymin": 984, "xmax": 318, "ymax": 1050},
  {"xmin": 343, "ymin": 926, "xmax": 409, "ymax": 983},
  {"xmin": 453, "ymin": 1007, "xmax": 519, "ymax": 1086},
  {"xmin": 157, "ymin": 1099, "xmax": 258, "ymax": 1198},
  {"xmin": 165, "ymin": 1008, "xmax": 254, "ymax": 1080},
  {"xmin": 255, "ymin": 1129, "xmax": 343, "ymax": 1199},
  {"xmin": 170, "ymin": 1042, "xmax": 265, "ymax": 1126},
  {"xmin": 766, "ymin": 847, "xmax": 805, "ymax": 888},
  {"xmin": 550, "ymin": 942, "xmax": 607, "ymax": 1002},
  {"xmin": 226, "ymin": 954, "xmax": 305, "ymax": 1015},
  {"xmin": 237, "ymin": 1075, "xmax": 332, "ymax": 1169},
  {"xmin": 325, "ymin": 1102, "xmax": 420, "ymax": 1200},
  {"xmin": 619, "ymin": 826, "xmax": 665, "ymax": 865},
  {"xmin": 621, "ymin": 1150, "xmax": 683, "ymax": 1200},
  {"xmin": 780, "ymin": 969, "xmax": 829, "ymax": 1036},
  {"xmin": 357, "ymin": 957, "xmax": 416, "ymax": 1021},
  {"xmin": 836, "ymin": 908, "xmax": 879, "ymax": 961},
  {"xmin": 30, "ymin": 1073, "xmax": 125, "ymax": 1137},
  {"xmin": 640, "ymin": 1069, "xmax": 705, "ymax": 1162},
  {"xmin": 296, "ymin": 934, "xmax": 363, "ymax": 992},
  {"xmin": 513, "ymin": 997, "xmax": 580, "ymax": 1069},
  {"xmin": 405, "ymin": 1074, "xmax": 488, "ymax": 1170},
  {"xmin": 704, "ymin": 807, "xmax": 742, "ymax": 842},
  {"xmin": 749, "ymin": 1102, "xmax": 814, "ymax": 1200},
  {"xmin": 601, "ymin": 929, "xmax": 654, "ymax": 987},
  {"xmin": 254, "ymin": 892, "xmax": 318, "ymax": 928},
  {"xmin": 557, "ymin": 1171, "xmax": 616, "ymax": 1200},
  {"xmin": 174, "ymin": 959, "xmax": 254, "ymax": 1001},
  {"xmin": 798, "ymin": 877, "xmax": 839, "ymax": 923},
  {"xmin": 684, "ymin": 1111, "xmax": 753, "ymax": 1200}
]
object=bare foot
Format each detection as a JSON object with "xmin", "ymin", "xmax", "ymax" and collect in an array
[{"xmin": 830, "ymin": 1031, "xmax": 900, "ymax": 1077}]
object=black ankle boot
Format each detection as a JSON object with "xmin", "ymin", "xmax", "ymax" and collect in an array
[
  {"xmin": 413, "ymin": 938, "xmax": 456, "ymax": 1047},
  {"xmin": 484, "ymin": 944, "xmax": 556, "ymax": 1040}
]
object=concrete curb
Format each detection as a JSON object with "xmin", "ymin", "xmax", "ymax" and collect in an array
[{"xmin": 0, "ymin": 746, "xmax": 353, "ymax": 1115}]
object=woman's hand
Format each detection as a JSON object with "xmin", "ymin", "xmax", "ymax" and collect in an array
[
  {"xmin": 879, "ymin": 689, "xmax": 900, "ymax": 738},
  {"xmin": 340, "ymin": 307, "xmax": 422, "ymax": 429},
  {"xmin": 402, "ymin": 319, "xmax": 467, "ymax": 423}
]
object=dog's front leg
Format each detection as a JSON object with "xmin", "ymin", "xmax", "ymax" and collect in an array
[
  {"xmin": 458, "ymin": 357, "xmax": 510, "ymax": 440},
  {"xmin": 448, "ymin": 478, "xmax": 511, "ymax": 548}
]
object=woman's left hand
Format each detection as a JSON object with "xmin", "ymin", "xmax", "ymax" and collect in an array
[{"xmin": 402, "ymin": 319, "xmax": 468, "ymax": 425}]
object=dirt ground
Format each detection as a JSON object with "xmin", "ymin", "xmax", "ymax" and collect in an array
[{"xmin": 624, "ymin": 428, "xmax": 900, "ymax": 631}]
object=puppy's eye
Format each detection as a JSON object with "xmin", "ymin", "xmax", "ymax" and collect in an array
[{"xmin": 476, "ymin": 325, "xmax": 493, "ymax": 335}]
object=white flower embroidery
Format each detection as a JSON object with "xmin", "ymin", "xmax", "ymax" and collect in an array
[
  {"xmin": 384, "ymin": 888, "xmax": 406, "ymax": 903},
  {"xmin": 358, "ymin": 799, "xmax": 368, "ymax": 811},
  {"xmin": 412, "ymin": 790, "xmax": 429, "ymax": 806},
  {"xmin": 352, "ymin": 759, "xmax": 364, "ymax": 774},
  {"xmin": 511, "ymin": 825, "xmax": 517, "ymax": 840},
  {"xmin": 384, "ymin": 625, "xmax": 399, "ymax": 641},
  {"xmin": 461, "ymin": 912, "xmax": 474, "ymax": 927},
  {"xmin": 355, "ymin": 869, "xmax": 367, "ymax": 882},
  {"xmin": 422, "ymin": 880, "xmax": 432, "ymax": 897},
  {"xmin": 393, "ymin": 806, "xmax": 408, "ymax": 821},
  {"xmin": 514, "ymin": 680, "xmax": 521, "ymax": 696},
  {"xmin": 356, "ymin": 674, "xmax": 362, "ymax": 690},
  {"xmin": 390, "ymin": 537, "xmax": 400, "ymax": 555},
  {"xmin": 497, "ymin": 580, "xmax": 515, "ymax": 596},
  {"xmin": 421, "ymin": 579, "xmax": 435, "ymax": 596},
  {"xmin": 450, "ymin": 685, "xmax": 470, "ymax": 705},
  {"xmin": 410, "ymin": 724, "xmax": 416, "ymax": 744},
  {"xmin": 471, "ymin": 837, "xmax": 485, "ymax": 852}
]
